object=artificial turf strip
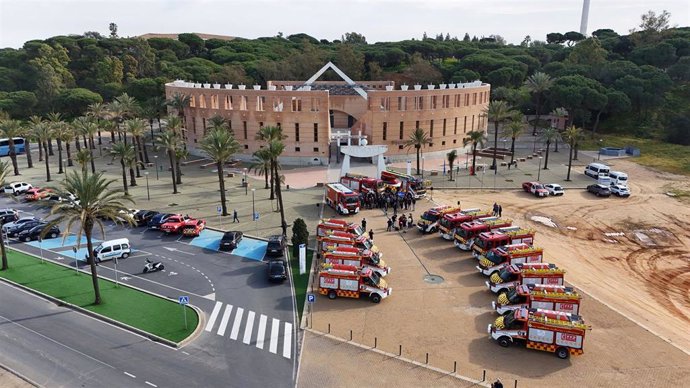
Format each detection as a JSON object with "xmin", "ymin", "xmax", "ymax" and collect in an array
[
  {"xmin": 0, "ymin": 249, "xmax": 198, "ymax": 343},
  {"xmin": 290, "ymin": 248, "xmax": 314, "ymax": 320}
]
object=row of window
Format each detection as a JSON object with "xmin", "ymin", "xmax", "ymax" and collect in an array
[
  {"xmin": 193, "ymin": 118, "xmax": 321, "ymax": 142},
  {"xmin": 380, "ymin": 116, "xmax": 485, "ymax": 141},
  {"xmin": 239, "ymin": 144, "xmax": 320, "ymax": 153},
  {"xmin": 377, "ymin": 91, "xmax": 488, "ymax": 111},
  {"xmin": 190, "ymin": 95, "xmax": 322, "ymax": 112}
]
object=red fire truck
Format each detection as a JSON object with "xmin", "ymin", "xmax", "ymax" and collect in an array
[
  {"xmin": 486, "ymin": 263, "xmax": 565, "ymax": 294},
  {"xmin": 488, "ymin": 307, "xmax": 588, "ymax": 359},
  {"xmin": 316, "ymin": 219, "xmax": 364, "ymax": 240},
  {"xmin": 340, "ymin": 173, "xmax": 400, "ymax": 194},
  {"xmin": 453, "ymin": 217, "xmax": 513, "ymax": 250},
  {"xmin": 476, "ymin": 243, "xmax": 543, "ymax": 276},
  {"xmin": 325, "ymin": 183, "xmax": 361, "ymax": 215},
  {"xmin": 318, "ymin": 264, "xmax": 392, "ymax": 303},
  {"xmin": 438, "ymin": 208, "xmax": 493, "ymax": 240},
  {"xmin": 322, "ymin": 246, "xmax": 390, "ymax": 276},
  {"xmin": 471, "ymin": 226, "xmax": 536, "ymax": 258},
  {"xmin": 417, "ymin": 205, "xmax": 462, "ymax": 233},
  {"xmin": 381, "ymin": 170, "xmax": 427, "ymax": 198},
  {"xmin": 492, "ymin": 284, "xmax": 582, "ymax": 315},
  {"xmin": 319, "ymin": 230, "xmax": 380, "ymax": 257}
]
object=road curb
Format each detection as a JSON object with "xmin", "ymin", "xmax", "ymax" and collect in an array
[
  {"xmin": 0, "ymin": 362, "xmax": 40, "ymax": 388},
  {"xmin": 2, "ymin": 246, "xmax": 202, "ymax": 349}
]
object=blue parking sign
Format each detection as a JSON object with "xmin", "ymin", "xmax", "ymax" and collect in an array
[
  {"xmin": 307, "ymin": 294, "xmax": 315, "ymax": 303},
  {"xmin": 217, "ymin": 206, "xmax": 222, "ymax": 214}
]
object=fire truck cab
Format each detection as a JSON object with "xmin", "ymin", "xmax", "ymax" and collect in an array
[
  {"xmin": 417, "ymin": 205, "xmax": 461, "ymax": 234},
  {"xmin": 381, "ymin": 170, "xmax": 427, "ymax": 198},
  {"xmin": 316, "ymin": 219, "xmax": 364, "ymax": 239},
  {"xmin": 486, "ymin": 262, "xmax": 565, "ymax": 294},
  {"xmin": 438, "ymin": 208, "xmax": 493, "ymax": 240},
  {"xmin": 340, "ymin": 173, "xmax": 400, "ymax": 194},
  {"xmin": 476, "ymin": 243, "xmax": 544, "ymax": 276},
  {"xmin": 318, "ymin": 264, "xmax": 392, "ymax": 303},
  {"xmin": 453, "ymin": 217, "xmax": 513, "ymax": 250},
  {"xmin": 488, "ymin": 307, "xmax": 588, "ymax": 359},
  {"xmin": 492, "ymin": 284, "xmax": 582, "ymax": 315},
  {"xmin": 322, "ymin": 246, "xmax": 390, "ymax": 276},
  {"xmin": 471, "ymin": 226, "xmax": 535, "ymax": 258},
  {"xmin": 325, "ymin": 183, "xmax": 361, "ymax": 215}
]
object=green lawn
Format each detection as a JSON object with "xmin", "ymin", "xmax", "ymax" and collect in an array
[
  {"xmin": 0, "ymin": 249, "xmax": 198, "ymax": 343},
  {"xmin": 289, "ymin": 248, "xmax": 314, "ymax": 320}
]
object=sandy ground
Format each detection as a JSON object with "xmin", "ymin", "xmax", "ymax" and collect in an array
[
  {"xmin": 300, "ymin": 157, "xmax": 690, "ymax": 387},
  {"xmin": 0, "ymin": 367, "xmax": 32, "ymax": 388}
]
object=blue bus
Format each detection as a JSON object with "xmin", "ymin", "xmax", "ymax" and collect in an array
[{"xmin": 0, "ymin": 138, "xmax": 26, "ymax": 156}]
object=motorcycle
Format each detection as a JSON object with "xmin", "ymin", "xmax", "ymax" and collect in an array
[{"xmin": 143, "ymin": 258, "xmax": 164, "ymax": 273}]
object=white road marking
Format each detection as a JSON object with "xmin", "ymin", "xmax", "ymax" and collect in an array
[
  {"xmin": 269, "ymin": 318, "xmax": 279, "ymax": 354},
  {"xmin": 145, "ymin": 381, "xmax": 157, "ymax": 387},
  {"xmin": 256, "ymin": 314, "xmax": 267, "ymax": 350},
  {"xmin": 283, "ymin": 322, "xmax": 292, "ymax": 359},
  {"xmin": 124, "ymin": 372, "xmax": 136, "ymax": 378},
  {"xmin": 204, "ymin": 301, "xmax": 223, "ymax": 332},
  {"xmin": 217, "ymin": 304, "xmax": 233, "ymax": 336},
  {"xmin": 243, "ymin": 311, "xmax": 255, "ymax": 345},
  {"xmin": 181, "ymin": 351, "xmax": 190, "ymax": 355},
  {"xmin": 229, "ymin": 307, "xmax": 244, "ymax": 340},
  {"xmin": 203, "ymin": 292, "xmax": 215, "ymax": 300}
]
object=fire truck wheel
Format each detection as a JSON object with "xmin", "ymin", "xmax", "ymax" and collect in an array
[
  {"xmin": 498, "ymin": 337, "xmax": 511, "ymax": 348},
  {"xmin": 370, "ymin": 294, "xmax": 381, "ymax": 303},
  {"xmin": 556, "ymin": 347, "xmax": 569, "ymax": 359},
  {"xmin": 328, "ymin": 290, "xmax": 337, "ymax": 300}
]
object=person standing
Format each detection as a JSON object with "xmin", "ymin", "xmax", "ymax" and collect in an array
[
  {"xmin": 498, "ymin": 204, "xmax": 503, "ymax": 218},
  {"xmin": 492, "ymin": 202, "xmax": 498, "ymax": 217},
  {"xmin": 233, "ymin": 209, "xmax": 240, "ymax": 223},
  {"xmin": 386, "ymin": 218, "xmax": 393, "ymax": 232},
  {"xmin": 368, "ymin": 229, "xmax": 374, "ymax": 241},
  {"xmin": 412, "ymin": 196, "xmax": 416, "ymax": 211},
  {"xmin": 361, "ymin": 218, "xmax": 367, "ymax": 231}
]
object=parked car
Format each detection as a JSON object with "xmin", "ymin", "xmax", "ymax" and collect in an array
[
  {"xmin": 147, "ymin": 213, "xmax": 176, "ymax": 230},
  {"xmin": 267, "ymin": 259, "xmax": 288, "ymax": 282},
  {"xmin": 116, "ymin": 209, "xmax": 137, "ymax": 224},
  {"xmin": 17, "ymin": 224, "xmax": 60, "ymax": 242},
  {"xmin": 544, "ymin": 183, "xmax": 565, "ymax": 196},
  {"xmin": 6, "ymin": 219, "xmax": 44, "ymax": 238},
  {"xmin": 2, "ymin": 217, "xmax": 39, "ymax": 233},
  {"xmin": 43, "ymin": 192, "xmax": 78, "ymax": 203},
  {"xmin": 133, "ymin": 210, "xmax": 159, "ymax": 227},
  {"xmin": 182, "ymin": 219, "xmax": 206, "ymax": 237},
  {"xmin": 266, "ymin": 235, "xmax": 286, "ymax": 257},
  {"xmin": 4, "ymin": 182, "xmax": 32, "ymax": 196},
  {"xmin": 0, "ymin": 208, "xmax": 19, "ymax": 224},
  {"xmin": 587, "ymin": 184, "xmax": 611, "ymax": 197},
  {"xmin": 24, "ymin": 188, "xmax": 51, "ymax": 202},
  {"xmin": 219, "ymin": 231, "xmax": 243, "ymax": 251},
  {"xmin": 522, "ymin": 181, "xmax": 549, "ymax": 197},
  {"xmin": 160, "ymin": 215, "xmax": 198, "ymax": 234},
  {"xmin": 610, "ymin": 184, "xmax": 631, "ymax": 198}
]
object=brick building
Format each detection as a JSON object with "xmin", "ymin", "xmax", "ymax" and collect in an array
[{"xmin": 164, "ymin": 62, "xmax": 490, "ymax": 165}]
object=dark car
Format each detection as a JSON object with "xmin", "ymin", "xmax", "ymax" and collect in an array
[
  {"xmin": 5, "ymin": 218, "xmax": 43, "ymax": 237},
  {"xmin": 134, "ymin": 210, "xmax": 159, "ymax": 227},
  {"xmin": 0, "ymin": 209, "xmax": 19, "ymax": 224},
  {"xmin": 219, "ymin": 231, "xmax": 243, "ymax": 251},
  {"xmin": 266, "ymin": 235, "xmax": 286, "ymax": 257},
  {"xmin": 587, "ymin": 184, "xmax": 611, "ymax": 197},
  {"xmin": 17, "ymin": 224, "xmax": 60, "ymax": 242},
  {"xmin": 267, "ymin": 259, "xmax": 287, "ymax": 282},
  {"xmin": 147, "ymin": 213, "xmax": 175, "ymax": 229}
]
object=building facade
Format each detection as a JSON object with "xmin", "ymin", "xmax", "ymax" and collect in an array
[{"xmin": 165, "ymin": 62, "xmax": 490, "ymax": 165}]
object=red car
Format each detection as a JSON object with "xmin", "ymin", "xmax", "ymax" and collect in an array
[
  {"xmin": 160, "ymin": 215, "xmax": 202, "ymax": 234},
  {"xmin": 182, "ymin": 219, "xmax": 207, "ymax": 237},
  {"xmin": 24, "ymin": 188, "xmax": 51, "ymax": 202}
]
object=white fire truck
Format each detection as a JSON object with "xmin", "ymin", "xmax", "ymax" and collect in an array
[
  {"xmin": 492, "ymin": 284, "xmax": 582, "ymax": 315},
  {"xmin": 318, "ymin": 264, "xmax": 392, "ymax": 303},
  {"xmin": 486, "ymin": 263, "xmax": 565, "ymax": 295},
  {"xmin": 476, "ymin": 243, "xmax": 543, "ymax": 277}
]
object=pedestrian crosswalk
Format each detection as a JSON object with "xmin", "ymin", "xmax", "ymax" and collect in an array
[{"xmin": 204, "ymin": 301, "xmax": 293, "ymax": 359}]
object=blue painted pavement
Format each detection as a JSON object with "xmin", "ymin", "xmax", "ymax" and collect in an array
[
  {"xmin": 26, "ymin": 235, "xmax": 100, "ymax": 250},
  {"xmin": 188, "ymin": 229, "xmax": 267, "ymax": 261}
]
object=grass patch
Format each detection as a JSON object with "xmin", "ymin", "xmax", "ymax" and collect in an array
[
  {"xmin": 578, "ymin": 135, "xmax": 690, "ymax": 175},
  {"xmin": 0, "ymin": 249, "xmax": 198, "ymax": 343},
  {"xmin": 289, "ymin": 248, "xmax": 314, "ymax": 320}
]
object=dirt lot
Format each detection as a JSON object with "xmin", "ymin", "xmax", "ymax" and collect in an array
[{"xmin": 303, "ymin": 158, "xmax": 690, "ymax": 387}]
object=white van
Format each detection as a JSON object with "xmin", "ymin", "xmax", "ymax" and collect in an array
[
  {"xmin": 585, "ymin": 163, "xmax": 610, "ymax": 178},
  {"xmin": 92, "ymin": 238, "xmax": 131, "ymax": 262},
  {"xmin": 597, "ymin": 174, "xmax": 612, "ymax": 186},
  {"xmin": 609, "ymin": 171, "xmax": 628, "ymax": 186}
]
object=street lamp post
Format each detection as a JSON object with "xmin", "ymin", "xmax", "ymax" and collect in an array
[
  {"xmin": 537, "ymin": 156, "xmax": 543, "ymax": 181},
  {"xmin": 144, "ymin": 172, "xmax": 150, "ymax": 200},
  {"xmin": 597, "ymin": 139, "xmax": 603, "ymax": 161},
  {"xmin": 421, "ymin": 156, "xmax": 425, "ymax": 179},
  {"xmin": 252, "ymin": 188, "xmax": 257, "ymax": 236},
  {"xmin": 154, "ymin": 155, "xmax": 159, "ymax": 180},
  {"xmin": 243, "ymin": 168, "xmax": 248, "ymax": 195}
]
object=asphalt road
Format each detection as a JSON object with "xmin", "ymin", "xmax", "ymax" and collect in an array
[{"xmin": 0, "ymin": 194, "xmax": 296, "ymax": 387}]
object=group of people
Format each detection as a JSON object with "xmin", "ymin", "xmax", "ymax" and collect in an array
[
  {"xmin": 492, "ymin": 202, "xmax": 503, "ymax": 218},
  {"xmin": 359, "ymin": 188, "xmax": 416, "ymax": 214},
  {"xmin": 386, "ymin": 213, "xmax": 414, "ymax": 232}
]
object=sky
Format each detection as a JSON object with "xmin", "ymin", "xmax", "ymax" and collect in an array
[{"xmin": 0, "ymin": 0, "xmax": 689, "ymax": 48}]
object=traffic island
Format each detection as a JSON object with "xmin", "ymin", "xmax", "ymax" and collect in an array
[{"xmin": 0, "ymin": 249, "xmax": 199, "ymax": 344}]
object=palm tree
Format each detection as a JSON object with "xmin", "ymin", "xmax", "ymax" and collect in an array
[
  {"xmin": 199, "ymin": 127, "xmax": 240, "ymax": 216},
  {"xmin": 256, "ymin": 126, "xmax": 285, "ymax": 200},
  {"xmin": 73, "ymin": 117, "xmax": 98, "ymax": 174},
  {"xmin": 503, "ymin": 117, "xmax": 524, "ymax": 165},
  {"xmin": 463, "ymin": 130, "xmax": 487, "ymax": 176},
  {"xmin": 0, "ymin": 119, "xmax": 23, "ymax": 175},
  {"xmin": 87, "ymin": 102, "xmax": 108, "ymax": 145},
  {"xmin": 32, "ymin": 121, "xmax": 53, "ymax": 181},
  {"xmin": 268, "ymin": 139, "xmax": 288, "ymax": 236},
  {"xmin": 525, "ymin": 72, "xmax": 554, "ymax": 136},
  {"xmin": 122, "ymin": 120, "xmax": 142, "ymax": 178},
  {"xmin": 174, "ymin": 147, "xmax": 188, "ymax": 185},
  {"xmin": 156, "ymin": 130, "xmax": 180, "ymax": 194},
  {"xmin": 46, "ymin": 112, "xmax": 63, "ymax": 156},
  {"xmin": 28, "ymin": 115, "xmax": 44, "ymax": 165},
  {"xmin": 563, "ymin": 126, "xmax": 583, "ymax": 181},
  {"xmin": 540, "ymin": 127, "xmax": 559, "ymax": 170},
  {"xmin": 550, "ymin": 107, "xmax": 568, "ymax": 153},
  {"xmin": 50, "ymin": 120, "xmax": 70, "ymax": 174},
  {"xmin": 0, "ymin": 160, "xmax": 11, "ymax": 270},
  {"xmin": 404, "ymin": 127, "xmax": 431, "ymax": 175},
  {"xmin": 147, "ymin": 96, "xmax": 168, "ymax": 132},
  {"xmin": 110, "ymin": 142, "xmax": 136, "ymax": 194},
  {"xmin": 250, "ymin": 148, "xmax": 272, "ymax": 189},
  {"xmin": 168, "ymin": 93, "xmax": 190, "ymax": 148},
  {"xmin": 483, "ymin": 100, "xmax": 513, "ymax": 172},
  {"xmin": 57, "ymin": 124, "xmax": 75, "ymax": 167},
  {"xmin": 107, "ymin": 100, "xmax": 125, "ymax": 143},
  {"xmin": 446, "ymin": 150, "xmax": 457, "ymax": 181},
  {"xmin": 45, "ymin": 171, "xmax": 134, "ymax": 304},
  {"xmin": 75, "ymin": 148, "xmax": 91, "ymax": 175},
  {"xmin": 207, "ymin": 115, "xmax": 229, "ymax": 133},
  {"xmin": 126, "ymin": 118, "xmax": 150, "ymax": 165}
]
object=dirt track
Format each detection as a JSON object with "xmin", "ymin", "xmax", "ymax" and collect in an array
[{"xmin": 302, "ymin": 157, "xmax": 690, "ymax": 387}]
